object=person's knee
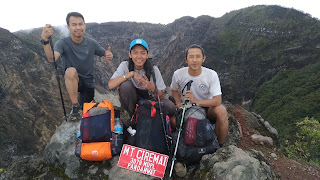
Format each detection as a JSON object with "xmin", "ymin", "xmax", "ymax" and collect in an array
[
  {"xmin": 119, "ymin": 80, "xmax": 134, "ymax": 92},
  {"xmin": 119, "ymin": 81, "xmax": 137, "ymax": 110},
  {"xmin": 64, "ymin": 67, "xmax": 78, "ymax": 79},
  {"xmin": 163, "ymin": 99, "xmax": 176, "ymax": 116},
  {"xmin": 217, "ymin": 105, "xmax": 228, "ymax": 120},
  {"xmin": 209, "ymin": 105, "xmax": 228, "ymax": 123}
]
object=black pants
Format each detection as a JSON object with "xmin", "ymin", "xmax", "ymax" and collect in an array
[{"xmin": 78, "ymin": 77, "xmax": 94, "ymax": 109}]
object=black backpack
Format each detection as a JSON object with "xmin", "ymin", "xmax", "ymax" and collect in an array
[
  {"xmin": 129, "ymin": 99, "xmax": 171, "ymax": 155},
  {"xmin": 172, "ymin": 105, "xmax": 220, "ymax": 164},
  {"xmin": 127, "ymin": 62, "xmax": 171, "ymax": 155}
]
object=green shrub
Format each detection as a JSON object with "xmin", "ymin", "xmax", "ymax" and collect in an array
[
  {"xmin": 252, "ymin": 62, "xmax": 320, "ymax": 141},
  {"xmin": 284, "ymin": 117, "xmax": 320, "ymax": 165}
]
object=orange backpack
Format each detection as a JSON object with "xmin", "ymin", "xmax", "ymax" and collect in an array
[
  {"xmin": 82, "ymin": 100, "xmax": 115, "ymax": 132},
  {"xmin": 75, "ymin": 100, "xmax": 122, "ymax": 161},
  {"xmin": 80, "ymin": 142, "xmax": 112, "ymax": 161}
]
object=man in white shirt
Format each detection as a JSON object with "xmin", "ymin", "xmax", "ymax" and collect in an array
[{"xmin": 170, "ymin": 44, "xmax": 228, "ymax": 145}]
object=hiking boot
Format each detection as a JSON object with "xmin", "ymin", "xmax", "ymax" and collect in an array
[
  {"xmin": 174, "ymin": 162, "xmax": 187, "ymax": 178},
  {"xmin": 69, "ymin": 104, "xmax": 81, "ymax": 121}
]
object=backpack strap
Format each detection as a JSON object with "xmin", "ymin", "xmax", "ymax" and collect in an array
[
  {"xmin": 151, "ymin": 65, "xmax": 158, "ymax": 95},
  {"xmin": 83, "ymin": 102, "xmax": 99, "ymax": 114},
  {"xmin": 130, "ymin": 104, "xmax": 140, "ymax": 127},
  {"xmin": 87, "ymin": 102, "xmax": 99, "ymax": 112},
  {"xmin": 92, "ymin": 103, "xmax": 99, "ymax": 108},
  {"xmin": 150, "ymin": 63, "xmax": 171, "ymax": 152},
  {"xmin": 150, "ymin": 101, "xmax": 156, "ymax": 117}
]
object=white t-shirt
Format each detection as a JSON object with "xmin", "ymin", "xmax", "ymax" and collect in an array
[
  {"xmin": 110, "ymin": 61, "xmax": 166, "ymax": 90},
  {"xmin": 170, "ymin": 67, "xmax": 222, "ymax": 102}
]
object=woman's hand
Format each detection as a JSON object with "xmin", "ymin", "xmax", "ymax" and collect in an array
[
  {"xmin": 130, "ymin": 72, "xmax": 155, "ymax": 92},
  {"xmin": 131, "ymin": 71, "xmax": 144, "ymax": 86},
  {"xmin": 141, "ymin": 74, "xmax": 156, "ymax": 92}
]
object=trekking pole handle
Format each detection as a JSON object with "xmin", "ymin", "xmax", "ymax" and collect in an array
[
  {"xmin": 48, "ymin": 36, "xmax": 53, "ymax": 52},
  {"xmin": 186, "ymin": 80, "xmax": 193, "ymax": 90},
  {"xmin": 48, "ymin": 37, "xmax": 57, "ymax": 67},
  {"xmin": 48, "ymin": 37, "xmax": 57, "ymax": 66},
  {"xmin": 185, "ymin": 80, "xmax": 193, "ymax": 104}
]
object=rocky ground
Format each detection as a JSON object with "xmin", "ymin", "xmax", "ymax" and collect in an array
[
  {"xmin": 235, "ymin": 106, "xmax": 320, "ymax": 180},
  {"xmin": 1, "ymin": 96, "xmax": 319, "ymax": 179}
]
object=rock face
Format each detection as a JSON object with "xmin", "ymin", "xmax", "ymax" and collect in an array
[
  {"xmin": 44, "ymin": 121, "xmax": 80, "ymax": 178},
  {"xmin": 0, "ymin": 27, "xmax": 71, "ymax": 167},
  {"xmin": 196, "ymin": 145, "xmax": 279, "ymax": 180}
]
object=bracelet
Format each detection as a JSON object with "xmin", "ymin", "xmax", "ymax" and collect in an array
[
  {"xmin": 123, "ymin": 74, "xmax": 127, "ymax": 80},
  {"xmin": 40, "ymin": 39, "xmax": 50, "ymax": 45}
]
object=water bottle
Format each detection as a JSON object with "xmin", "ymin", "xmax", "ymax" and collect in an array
[
  {"xmin": 114, "ymin": 117, "xmax": 123, "ymax": 134},
  {"xmin": 111, "ymin": 110, "xmax": 123, "ymax": 155},
  {"xmin": 111, "ymin": 132, "xmax": 123, "ymax": 156},
  {"xmin": 76, "ymin": 130, "xmax": 81, "ymax": 138}
]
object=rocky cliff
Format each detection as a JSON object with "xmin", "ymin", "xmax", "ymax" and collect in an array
[{"xmin": 0, "ymin": 27, "xmax": 71, "ymax": 167}]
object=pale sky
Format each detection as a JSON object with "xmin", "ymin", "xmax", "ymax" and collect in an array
[{"xmin": 0, "ymin": 0, "xmax": 318, "ymax": 32}]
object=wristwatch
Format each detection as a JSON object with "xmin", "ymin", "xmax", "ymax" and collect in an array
[{"xmin": 40, "ymin": 39, "xmax": 50, "ymax": 45}]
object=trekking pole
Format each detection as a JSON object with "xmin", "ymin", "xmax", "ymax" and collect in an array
[
  {"xmin": 49, "ymin": 36, "xmax": 67, "ymax": 121},
  {"xmin": 157, "ymin": 92, "xmax": 171, "ymax": 153},
  {"xmin": 169, "ymin": 80, "xmax": 193, "ymax": 177},
  {"xmin": 150, "ymin": 63, "xmax": 171, "ymax": 153}
]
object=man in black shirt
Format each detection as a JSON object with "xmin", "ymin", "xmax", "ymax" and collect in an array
[{"xmin": 41, "ymin": 12, "xmax": 113, "ymax": 120}]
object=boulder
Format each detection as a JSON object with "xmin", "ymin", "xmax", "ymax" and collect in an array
[
  {"xmin": 195, "ymin": 145, "xmax": 280, "ymax": 180},
  {"xmin": 251, "ymin": 134, "xmax": 274, "ymax": 146},
  {"xmin": 43, "ymin": 120, "xmax": 153, "ymax": 179},
  {"xmin": 44, "ymin": 121, "xmax": 80, "ymax": 179}
]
